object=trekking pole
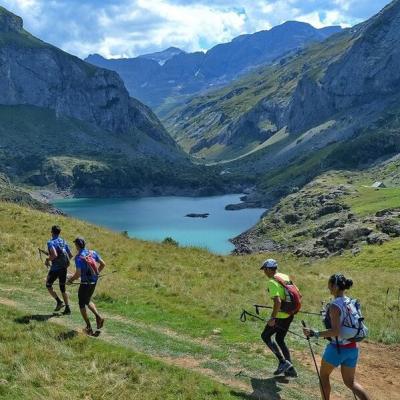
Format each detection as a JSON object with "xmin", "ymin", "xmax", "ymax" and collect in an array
[
  {"xmin": 254, "ymin": 304, "xmax": 321, "ymax": 316},
  {"xmin": 301, "ymin": 320, "xmax": 327, "ymax": 400},
  {"xmin": 38, "ymin": 248, "xmax": 50, "ymax": 269},
  {"xmin": 38, "ymin": 248, "xmax": 49, "ymax": 259},
  {"xmin": 69, "ymin": 270, "xmax": 118, "ymax": 285},
  {"xmin": 240, "ymin": 309, "xmax": 265, "ymax": 322},
  {"xmin": 240, "ymin": 310, "xmax": 321, "ymax": 345},
  {"xmin": 97, "ymin": 270, "xmax": 118, "ymax": 278}
]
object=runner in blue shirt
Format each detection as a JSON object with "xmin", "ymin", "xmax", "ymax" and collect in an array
[
  {"xmin": 67, "ymin": 237, "xmax": 106, "ymax": 335},
  {"xmin": 45, "ymin": 225, "xmax": 72, "ymax": 314}
]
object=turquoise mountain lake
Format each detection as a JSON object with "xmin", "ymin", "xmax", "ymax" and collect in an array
[{"xmin": 54, "ymin": 194, "xmax": 265, "ymax": 254}]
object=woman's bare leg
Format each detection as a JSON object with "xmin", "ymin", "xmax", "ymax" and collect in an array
[
  {"xmin": 320, "ymin": 358, "xmax": 336, "ymax": 399},
  {"xmin": 341, "ymin": 365, "xmax": 370, "ymax": 400}
]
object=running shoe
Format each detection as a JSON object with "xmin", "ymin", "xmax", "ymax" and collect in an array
[
  {"xmin": 96, "ymin": 316, "xmax": 105, "ymax": 329},
  {"xmin": 284, "ymin": 366, "xmax": 298, "ymax": 378},
  {"xmin": 83, "ymin": 326, "xmax": 93, "ymax": 336},
  {"xmin": 273, "ymin": 360, "xmax": 292, "ymax": 375},
  {"xmin": 54, "ymin": 301, "xmax": 64, "ymax": 312},
  {"xmin": 62, "ymin": 306, "xmax": 71, "ymax": 315}
]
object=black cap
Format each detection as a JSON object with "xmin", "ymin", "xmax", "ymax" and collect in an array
[
  {"xmin": 73, "ymin": 237, "xmax": 86, "ymax": 249},
  {"xmin": 260, "ymin": 259, "xmax": 278, "ymax": 269},
  {"xmin": 51, "ymin": 225, "xmax": 61, "ymax": 235}
]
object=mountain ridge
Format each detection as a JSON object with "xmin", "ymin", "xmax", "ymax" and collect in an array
[{"xmin": 85, "ymin": 21, "xmax": 342, "ymax": 110}]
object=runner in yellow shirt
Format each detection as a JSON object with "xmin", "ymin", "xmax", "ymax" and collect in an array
[{"xmin": 260, "ymin": 259, "xmax": 297, "ymax": 377}]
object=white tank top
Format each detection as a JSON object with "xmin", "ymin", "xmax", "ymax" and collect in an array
[{"xmin": 330, "ymin": 296, "xmax": 352, "ymax": 345}]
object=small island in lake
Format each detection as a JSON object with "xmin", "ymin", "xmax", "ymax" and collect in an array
[{"xmin": 185, "ymin": 213, "xmax": 210, "ymax": 218}]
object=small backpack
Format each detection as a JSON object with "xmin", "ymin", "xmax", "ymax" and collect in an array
[
  {"xmin": 80, "ymin": 251, "xmax": 99, "ymax": 279},
  {"xmin": 273, "ymin": 275, "xmax": 302, "ymax": 315},
  {"xmin": 53, "ymin": 240, "xmax": 70, "ymax": 268},
  {"xmin": 323, "ymin": 297, "xmax": 368, "ymax": 343}
]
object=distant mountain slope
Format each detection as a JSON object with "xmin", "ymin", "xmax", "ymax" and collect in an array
[
  {"xmin": 0, "ymin": 7, "xmax": 224, "ymax": 196},
  {"xmin": 166, "ymin": 28, "xmax": 353, "ymax": 161},
  {"xmin": 85, "ymin": 22, "xmax": 341, "ymax": 110},
  {"xmin": 138, "ymin": 46, "xmax": 185, "ymax": 65},
  {"xmin": 166, "ymin": 0, "xmax": 400, "ymax": 179}
]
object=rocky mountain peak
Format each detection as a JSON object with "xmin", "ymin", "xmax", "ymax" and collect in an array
[{"xmin": 0, "ymin": 7, "xmax": 23, "ymax": 33}]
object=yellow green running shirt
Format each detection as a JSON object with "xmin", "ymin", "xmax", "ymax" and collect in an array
[{"xmin": 267, "ymin": 273, "xmax": 291, "ymax": 319}]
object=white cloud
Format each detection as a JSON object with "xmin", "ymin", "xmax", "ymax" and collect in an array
[{"xmin": 0, "ymin": 0, "xmax": 392, "ymax": 58}]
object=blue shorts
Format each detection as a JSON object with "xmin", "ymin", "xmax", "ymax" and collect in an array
[{"xmin": 322, "ymin": 343, "xmax": 359, "ymax": 368}]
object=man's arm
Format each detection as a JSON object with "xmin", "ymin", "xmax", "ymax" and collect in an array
[
  {"xmin": 66, "ymin": 244, "xmax": 73, "ymax": 259},
  {"xmin": 45, "ymin": 245, "xmax": 57, "ymax": 266},
  {"xmin": 67, "ymin": 268, "xmax": 81, "ymax": 284},
  {"xmin": 98, "ymin": 258, "xmax": 106, "ymax": 273},
  {"xmin": 267, "ymin": 296, "xmax": 281, "ymax": 326}
]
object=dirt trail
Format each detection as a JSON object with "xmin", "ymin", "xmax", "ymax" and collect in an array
[
  {"xmin": 107, "ymin": 313, "xmax": 219, "ymax": 349},
  {"xmin": 0, "ymin": 297, "xmax": 17, "ymax": 307},
  {"xmin": 294, "ymin": 340, "xmax": 400, "ymax": 400}
]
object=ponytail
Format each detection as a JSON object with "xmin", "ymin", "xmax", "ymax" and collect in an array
[
  {"xmin": 329, "ymin": 274, "xmax": 353, "ymax": 291},
  {"xmin": 344, "ymin": 278, "xmax": 353, "ymax": 290}
]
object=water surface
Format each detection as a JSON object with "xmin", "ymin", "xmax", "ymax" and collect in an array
[{"xmin": 54, "ymin": 194, "xmax": 265, "ymax": 254}]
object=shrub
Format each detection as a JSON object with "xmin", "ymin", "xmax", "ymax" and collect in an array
[{"xmin": 162, "ymin": 237, "xmax": 179, "ymax": 247}]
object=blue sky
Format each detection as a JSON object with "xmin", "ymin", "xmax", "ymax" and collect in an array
[{"xmin": 2, "ymin": 0, "xmax": 392, "ymax": 59}]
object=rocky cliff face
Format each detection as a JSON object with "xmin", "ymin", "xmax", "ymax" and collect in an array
[
  {"xmin": 288, "ymin": 0, "xmax": 400, "ymax": 133},
  {"xmin": 0, "ymin": 7, "xmax": 22, "ymax": 32},
  {"xmin": 0, "ymin": 7, "xmax": 176, "ymax": 148}
]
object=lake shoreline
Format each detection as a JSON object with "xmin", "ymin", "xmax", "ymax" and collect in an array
[
  {"xmin": 31, "ymin": 184, "xmax": 266, "ymax": 211},
  {"xmin": 32, "ymin": 186, "xmax": 268, "ymax": 255},
  {"xmin": 53, "ymin": 195, "xmax": 266, "ymax": 255}
]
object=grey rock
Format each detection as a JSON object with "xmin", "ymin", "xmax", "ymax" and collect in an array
[
  {"xmin": 316, "ymin": 203, "xmax": 344, "ymax": 217},
  {"xmin": 283, "ymin": 213, "xmax": 300, "ymax": 224},
  {"xmin": 376, "ymin": 219, "xmax": 400, "ymax": 237},
  {"xmin": 319, "ymin": 225, "xmax": 373, "ymax": 252},
  {"xmin": 225, "ymin": 202, "xmax": 258, "ymax": 210},
  {"xmin": 0, "ymin": 8, "xmax": 22, "ymax": 33},
  {"xmin": 294, "ymin": 246, "xmax": 330, "ymax": 258},
  {"xmin": 376, "ymin": 208, "xmax": 400, "ymax": 217},
  {"xmin": 367, "ymin": 232, "xmax": 390, "ymax": 245}
]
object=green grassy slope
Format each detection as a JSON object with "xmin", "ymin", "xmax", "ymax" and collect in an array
[{"xmin": 0, "ymin": 201, "xmax": 399, "ymax": 398}]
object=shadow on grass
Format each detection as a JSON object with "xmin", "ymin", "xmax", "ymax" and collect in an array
[
  {"xmin": 231, "ymin": 376, "xmax": 289, "ymax": 399},
  {"xmin": 14, "ymin": 313, "xmax": 61, "ymax": 324},
  {"xmin": 56, "ymin": 330, "xmax": 79, "ymax": 341}
]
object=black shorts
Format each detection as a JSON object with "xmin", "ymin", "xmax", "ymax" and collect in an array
[
  {"xmin": 46, "ymin": 268, "xmax": 67, "ymax": 291},
  {"xmin": 261, "ymin": 314, "xmax": 294, "ymax": 339},
  {"xmin": 78, "ymin": 283, "xmax": 97, "ymax": 308}
]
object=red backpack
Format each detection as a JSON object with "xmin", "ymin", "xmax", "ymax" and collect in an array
[
  {"xmin": 80, "ymin": 251, "xmax": 99, "ymax": 278},
  {"xmin": 274, "ymin": 274, "xmax": 302, "ymax": 315}
]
